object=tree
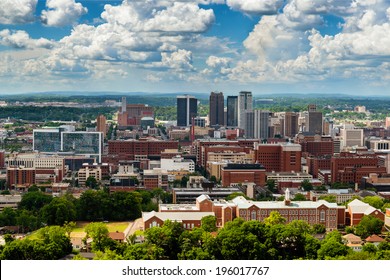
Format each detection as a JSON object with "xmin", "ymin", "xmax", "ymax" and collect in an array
[
  {"xmin": 209, "ymin": 175, "xmax": 217, "ymax": 183},
  {"xmin": 355, "ymin": 215, "xmax": 384, "ymax": 238},
  {"xmin": 312, "ymin": 224, "xmax": 326, "ymax": 234},
  {"xmin": 319, "ymin": 195, "xmax": 337, "ymax": 203},
  {"xmin": 363, "ymin": 196, "xmax": 384, "ymax": 210},
  {"xmin": 201, "ymin": 215, "xmax": 217, "ymax": 232},
  {"xmin": 41, "ymin": 197, "xmax": 77, "ymax": 226},
  {"xmin": 317, "ymin": 231, "xmax": 350, "ymax": 260},
  {"xmin": 63, "ymin": 221, "xmax": 77, "ymax": 237},
  {"xmin": 225, "ymin": 192, "xmax": 249, "ymax": 201},
  {"xmin": 85, "ymin": 176, "xmax": 98, "ymax": 189},
  {"xmin": 292, "ymin": 193, "xmax": 307, "ymax": 201},
  {"xmin": 145, "ymin": 220, "xmax": 184, "ymax": 259},
  {"xmin": 301, "ymin": 179, "xmax": 313, "ymax": 192},
  {"xmin": 18, "ymin": 191, "xmax": 52, "ymax": 212},
  {"xmin": 85, "ymin": 222, "xmax": 111, "ymax": 252},
  {"xmin": 266, "ymin": 179, "xmax": 277, "ymax": 193},
  {"xmin": 264, "ymin": 211, "xmax": 286, "ymax": 226}
]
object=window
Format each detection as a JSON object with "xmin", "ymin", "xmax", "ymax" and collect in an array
[
  {"xmin": 251, "ymin": 211, "xmax": 256, "ymax": 220},
  {"xmin": 320, "ymin": 210, "xmax": 325, "ymax": 222}
]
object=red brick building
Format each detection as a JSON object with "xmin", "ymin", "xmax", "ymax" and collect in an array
[
  {"xmin": 307, "ymin": 156, "xmax": 332, "ymax": 178},
  {"xmin": 117, "ymin": 102, "xmax": 154, "ymax": 127},
  {"xmin": 254, "ymin": 143, "xmax": 302, "ymax": 172},
  {"xmin": 221, "ymin": 163, "xmax": 266, "ymax": 187},
  {"xmin": 330, "ymin": 154, "xmax": 384, "ymax": 184},
  {"xmin": 346, "ymin": 199, "xmax": 385, "ymax": 226},
  {"xmin": 105, "ymin": 139, "xmax": 179, "ymax": 166},
  {"xmin": 7, "ymin": 167, "xmax": 35, "ymax": 188}
]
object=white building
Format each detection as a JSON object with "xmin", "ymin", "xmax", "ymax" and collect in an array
[
  {"xmin": 340, "ymin": 128, "xmax": 364, "ymax": 149},
  {"xmin": 160, "ymin": 156, "xmax": 195, "ymax": 173}
]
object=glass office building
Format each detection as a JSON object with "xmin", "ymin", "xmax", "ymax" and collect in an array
[
  {"xmin": 33, "ymin": 129, "xmax": 62, "ymax": 153},
  {"xmin": 61, "ymin": 132, "xmax": 103, "ymax": 162}
]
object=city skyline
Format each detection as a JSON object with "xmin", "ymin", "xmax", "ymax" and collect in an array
[{"xmin": 1, "ymin": 0, "xmax": 390, "ymax": 96}]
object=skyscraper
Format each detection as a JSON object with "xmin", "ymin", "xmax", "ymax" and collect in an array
[
  {"xmin": 177, "ymin": 95, "xmax": 197, "ymax": 127},
  {"xmin": 254, "ymin": 110, "xmax": 270, "ymax": 139},
  {"xmin": 307, "ymin": 104, "xmax": 323, "ymax": 135},
  {"xmin": 96, "ymin": 114, "xmax": 107, "ymax": 139},
  {"xmin": 284, "ymin": 112, "xmax": 299, "ymax": 138},
  {"xmin": 226, "ymin": 96, "xmax": 238, "ymax": 127},
  {"xmin": 245, "ymin": 110, "xmax": 254, "ymax": 138},
  {"xmin": 238, "ymin": 91, "xmax": 253, "ymax": 130},
  {"xmin": 209, "ymin": 91, "xmax": 224, "ymax": 126}
]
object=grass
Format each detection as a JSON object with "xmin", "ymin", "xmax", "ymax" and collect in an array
[{"xmin": 72, "ymin": 221, "xmax": 130, "ymax": 233}]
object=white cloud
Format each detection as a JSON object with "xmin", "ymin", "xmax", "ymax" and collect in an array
[
  {"xmin": 226, "ymin": 0, "xmax": 284, "ymax": 14},
  {"xmin": 0, "ymin": 0, "xmax": 37, "ymax": 24},
  {"xmin": 161, "ymin": 49, "xmax": 194, "ymax": 70},
  {"xmin": 41, "ymin": 0, "xmax": 88, "ymax": 27},
  {"xmin": 206, "ymin": 56, "xmax": 231, "ymax": 68},
  {"xmin": 145, "ymin": 2, "xmax": 215, "ymax": 32},
  {"xmin": 0, "ymin": 29, "xmax": 55, "ymax": 49}
]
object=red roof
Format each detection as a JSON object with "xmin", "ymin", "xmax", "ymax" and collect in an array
[{"xmin": 365, "ymin": 234, "xmax": 385, "ymax": 243}]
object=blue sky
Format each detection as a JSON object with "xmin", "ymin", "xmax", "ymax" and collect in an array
[{"xmin": 1, "ymin": 0, "xmax": 390, "ymax": 96}]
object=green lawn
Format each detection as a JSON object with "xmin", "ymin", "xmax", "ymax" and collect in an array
[{"xmin": 72, "ymin": 221, "xmax": 130, "ymax": 233}]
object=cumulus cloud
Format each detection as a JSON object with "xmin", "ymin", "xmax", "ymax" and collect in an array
[
  {"xmin": 161, "ymin": 49, "xmax": 194, "ymax": 70},
  {"xmin": 0, "ymin": 0, "xmax": 37, "ymax": 24},
  {"xmin": 0, "ymin": 29, "xmax": 55, "ymax": 49},
  {"xmin": 41, "ymin": 0, "xmax": 88, "ymax": 27},
  {"xmin": 226, "ymin": 0, "xmax": 284, "ymax": 14},
  {"xmin": 206, "ymin": 56, "xmax": 231, "ymax": 68},
  {"xmin": 145, "ymin": 2, "xmax": 215, "ymax": 32}
]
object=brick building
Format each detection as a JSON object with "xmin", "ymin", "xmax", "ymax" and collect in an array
[
  {"xmin": 221, "ymin": 163, "xmax": 266, "ymax": 187},
  {"xmin": 117, "ymin": 97, "xmax": 154, "ymax": 127},
  {"xmin": 306, "ymin": 156, "xmax": 332, "ymax": 178},
  {"xmin": 330, "ymin": 154, "xmax": 385, "ymax": 184},
  {"xmin": 152, "ymin": 190, "xmax": 346, "ymax": 230},
  {"xmin": 346, "ymin": 199, "xmax": 385, "ymax": 226},
  {"xmin": 254, "ymin": 143, "xmax": 302, "ymax": 172}
]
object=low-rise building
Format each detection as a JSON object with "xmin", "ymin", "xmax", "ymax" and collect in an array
[
  {"xmin": 346, "ymin": 199, "xmax": 385, "ymax": 226},
  {"xmin": 142, "ymin": 211, "xmax": 215, "ymax": 230}
]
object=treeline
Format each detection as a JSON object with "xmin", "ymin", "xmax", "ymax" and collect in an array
[
  {"xmin": 0, "ymin": 189, "xmax": 172, "ymax": 232},
  {"xmin": 0, "ymin": 106, "xmax": 116, "ymax": 122}
]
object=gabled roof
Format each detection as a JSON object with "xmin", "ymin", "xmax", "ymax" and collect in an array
[
  {"xmin": 342, "ymin": 233, "xmax": 362, "ymax": 244},
  {"xmin": 196, "ymin": 194, "xmax": 211, "ymax": 203},
  {"xmin": 365, "ymin": 234, "xmax": 385, "ymax": 243},
  {"xmin": 109, "ymin": 232, "xmax": 125, "ymax": 241},
  {"xmin": 142, "ymin": 211, "xmax": 215, "ymax": 222},
  {"xmin": 348, "ymin": 199, "xmax": 379, "ymax": 215}
]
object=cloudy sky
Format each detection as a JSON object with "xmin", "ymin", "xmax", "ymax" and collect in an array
[{"xmin": 1, "ymin": 0, "xmax": 390, "ymax": 95}]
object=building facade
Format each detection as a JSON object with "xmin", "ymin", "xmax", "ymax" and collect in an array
[
  {"xmin": 209, "ymin": 91, "xmax": 224, "ymax": 126},
  {"xmin": 177, "ymin": 95, "xmax": 197, "ymax": 127}
]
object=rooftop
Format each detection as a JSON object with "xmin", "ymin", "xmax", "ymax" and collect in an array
[{"xmin": 142, "ymin": 211, "xmax": 215, "ymax": 222}]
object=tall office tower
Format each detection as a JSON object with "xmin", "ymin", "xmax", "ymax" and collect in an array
[
  {"xmin": 340, "ymin": 127, "xmax": 364, "ymax": 148},
  {"xmin": 245, "ymin": 110, "xmax": 254, "ymax": 138},
  {"xmin": 284, "ymin": 112, "xmax": 299, "ymax": 138},
  {"xmin": 96, "ymin": 114, "xmax": 107, "ymax": 139},
  {"xmin": 306, "ymin": 104, "xmax": 323, "ymax": 135},
  {"xmin": 209, "ymin": 91, "xmax": 225, "ymax": 126},
  {"xmin": 254, "ymin": 110, "xmax": 270, "ymax": 139},
  {"xmin": 177, "ymin": 95, "xmax": 197, "ymax": 127},
  {"xmin": 238, "ymin": 91, "xmax": 253, "ymax": 130},
  {"xmin": 226, "ymin": 96, "xmax": 238, "ymax": 127}
]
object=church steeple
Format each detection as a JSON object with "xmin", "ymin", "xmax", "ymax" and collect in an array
[{"xmin": 285, "ymin": 188, "xmax": 291, "ymax": 206}]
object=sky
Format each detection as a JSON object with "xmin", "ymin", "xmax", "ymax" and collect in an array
[{"xmin": 1, "ymin": 0, "xmax": 390, "ymax": 96}]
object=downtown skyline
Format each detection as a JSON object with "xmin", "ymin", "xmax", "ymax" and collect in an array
[{"xmin": 1, "ymin": 0, "xmax": 390, "ymax": 96}]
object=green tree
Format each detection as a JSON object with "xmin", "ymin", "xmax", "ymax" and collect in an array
[
  {"xmin": 292, "ymin": 193, "xmax": 307, "ymax": 201},
  {"xmin": 18, "ymin": 191, "xmax": 52, "ymax": 212},
  {"xmin": 312, "ymin": 224, "xmax": 326, "ymax": 234},
  {"xmin": 41, "ymin": 197, "xmax": 77, "ymax": 226},
  {"xmin": 85, "ymin": 222, "xmax": 111, "ymax": 252},
  {"xmin": 362, "ymin": 196, "xmax": 384, "ymax": 210},
  {"xmin": 319, "ymin": 195, "xmax": 337, "ymax": 203},
  {"xmin": 355, "ymin": 215, "xmax": 384, "ymax": 238},
  {"xmin": 264, "ymin": 211, "xmax": 286, "ymax": 226},
  {"xmin": 123, "ymin": 243, "xmax": 164, "ymax": 260},
  {"xmin": 85, "ymin": 176, "xmax": 98, "ymax": 189},
  {"xmin": 225, "ymin": 192, "xmax": 249, "ymax": 201},
  {"xmin": 201, "ymin": 215, "xmax": 217, "ymax": 232},
  {"xmin": 145, "ymin": 220, "xmax": 184, "ymax": 259},
  {"xmin": 301, "ymin": 179, "xmax": 313, "ymax": 192},
  {"xmin": 317, "ymin": 231, "xmax": 350, "ymax": 260},
  {"xmin": 266, "ymin": 179, "xmax": 277, "ymax": 193}
]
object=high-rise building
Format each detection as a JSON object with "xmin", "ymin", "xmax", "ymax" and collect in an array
[
  {"xmin": 61, "ymin": 131, "xmax": 104, "ymax": 163},
  {"xmin": 226, "ymin": 96, "xmax": 238, "ymax": 127},
  {"xmin": 33, "ymin": 128, "xmax": 62, "ymax": 153},
  {"xmin": 245, "ymin": 110, "xmax": 254, "ymax": 138},
  {"xmin": 386, "ymin": 117, "xmax": 390, "ymax": 129},
  {"xmin": 284, "ymin": 112, "xmax": 299, "ymax": 138},
  {"xmin": 209, "ymin": 91, "xmax": 224, "ymax": 126},
  {"xmin": 306, "ymin": 105, "xmax": 323, "ymax": 135},
  {"xmin": 177, "ymin": 95, "xmax": 197, "ymax": 127},
  {"xmin": 254, "ymin": 110, "xmax": 270, "ymax": 139},
  {"xmin": 340, "ymin": 128, "xmax": 364, "ymax": 148},
  {"xmin": 238, "ymin": 91, "xmax": 253, "ymax": 130},
  {"xmin": 96, "ymin": 114, "xmax": 107, "ymax": 139}
]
